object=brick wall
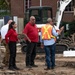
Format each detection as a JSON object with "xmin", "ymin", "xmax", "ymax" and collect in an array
[
  {"xmin": 31, "ymin": 0, "xmax": 58, "ymax": 18},
  {"xmin": 31, "ymin": 0, "xmax": 74, "ymax": 22},
  {"xmin": 10, "ymin": 0, "xmax": 74, "ymax": 22},
  {"xmin": 11, "ymin": 0, "xmax": 24, "ymax": 18},
  {"xmin": 63, "ymin": 12, "xmax": 74, "ymax": 22}
]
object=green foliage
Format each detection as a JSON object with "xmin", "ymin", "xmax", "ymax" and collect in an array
[
  {"xmin": 69, "ymin": 21, "xmax": 75, "ymax": 34},
  {"xmin": 0, "ymin": 0, "xmax": 9, "ymax": 10},
  {"xmin": 61, "ymin": 21, "xmax": 75, "ymax": 37},
  {"xmin": 0, "ymin": 0, "xmax": 10, "ymax": 16},
  {"xmin": 0, "ymin": 11, "xmax": 11, "ymax": 16}
]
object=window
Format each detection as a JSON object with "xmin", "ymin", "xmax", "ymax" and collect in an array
[
  {"xmin": 42, "ymin": 9, "xmax": 51, "ymax": 23},
  {"xmin": 57, "ymin": 0, "xmax": 74, "ymax": 11},
  {"xmin": 65, "ymin": 1, "xmax": 73, "ymax": 11},
  {"xmin": 30, "ymin": 9, "xmax": 41, "ymax": 24},
  {"xmin": 25, "ymin": 0, "xmax": 31, "ymax": 10}
]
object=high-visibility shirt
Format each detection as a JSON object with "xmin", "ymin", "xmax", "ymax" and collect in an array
[{"xmin": 41, "ymin": 24, "xmax": 56, "ymax": 40}]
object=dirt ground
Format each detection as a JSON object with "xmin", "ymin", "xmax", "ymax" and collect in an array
[{"xmin": 0, "ymin": 46, "xmax": 75, "ymax": 75}]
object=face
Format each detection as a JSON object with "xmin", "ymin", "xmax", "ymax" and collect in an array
[
  {"xmin": 50, "ymin": 20, "xmax": 54, "ymax": 26},
  {"xmin": 13, "ymin": 23, "xmax": 17, "ymax": 29},
  {"xmin": 30, "ymin": 17, "xmax": 36, "ymax": 25}
]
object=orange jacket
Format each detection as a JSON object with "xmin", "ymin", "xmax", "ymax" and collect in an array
[{"xmin": 41, "ymin": 24, "xmax": 56, "ymax": 40}]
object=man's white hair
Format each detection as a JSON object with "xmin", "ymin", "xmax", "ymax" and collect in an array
[{"xmin": 30, "ymin": 16, "xmax": 35, "ymax": 20}]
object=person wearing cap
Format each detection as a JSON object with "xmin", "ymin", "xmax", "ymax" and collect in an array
[
  {"xmin": 40, "ymin": 18, "xmax": 64, "ymax": 70},
  {"xmin": 1, "ymin": 20, "xmax": 12, "ymax": 66}
]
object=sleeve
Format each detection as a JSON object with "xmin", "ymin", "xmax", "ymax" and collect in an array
[
  {"xmin": 23, "ymin": 25, "xmax": 28, "ymax": 34},
  {"xmin": 52, "ymin": 27, "xmax": 59, "ymax": 37},
  {"xmin": 5, "ymin": 29, "xmax": 12, "ymax": 43},
  {"xmin": 40, "ymin": 32, "xmax": 43, "ymax": 43}
]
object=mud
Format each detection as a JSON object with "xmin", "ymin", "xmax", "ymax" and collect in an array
[{"xmin": 0, "ymin": 46, "xmax": 75, "ymax": 75}]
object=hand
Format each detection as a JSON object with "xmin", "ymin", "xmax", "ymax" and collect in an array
[
  {"xmin": 18, "ymin": 39, "xmax": 20, "ymax": 43},
  {"xmin": 60, "ymin": 26, "xmax": 64, "ymax": 31},
  {"xmin": 40, "ymin": 43, "xmax": 44, "ymax": 49},
  {"xmin": 28, "ymin": 39, "xmax": 31, "ymax": 43},
  {"xmin": 57, "ymin": 26, "xmax": 64, "ymax": 35}
]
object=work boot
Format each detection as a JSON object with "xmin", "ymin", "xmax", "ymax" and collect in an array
[
  {"xmin": 44, "ymin": 67, "xmax": 51, "ymax": 70},
  {"xmin": 13, "ymin": 66, "xmax": 20, "ymax": 70},
  {"xmin": 31, "ymin": 64, "xmax": 38, "ymax": 67},
  {"xmin": 26, "ymin": 65, "xmax": 32, "ymax": 68},
  {"xmin": 8, "ymin": 67, "xmax": 15, "ymax": 71}
]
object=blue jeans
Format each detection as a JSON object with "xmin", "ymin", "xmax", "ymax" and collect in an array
[{"xmin": 44, "ymin": 43, "xmax": 56, "ymax": 68}]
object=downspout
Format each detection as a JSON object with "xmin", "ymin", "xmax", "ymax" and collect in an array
[{"xmin": 40, "ymin": 0, "xmax": 42, "ymax": 7}]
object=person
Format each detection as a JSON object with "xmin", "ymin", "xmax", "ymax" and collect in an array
[
  {"xmin": 0, "ymin": 32, "xmax": 3, "ymax": 69},
  {"xmin": 23, "ymin": 16, "xmax": 38, "ymax": 68},
  {"xmin": 41, "ymin": 18, "xmax": 64, "ymax": 70},
  {"xmin": 1, "ymin": 20, "xmax": 12, "ymax": 66},
  {"xmin": 5, "ymin": 21, "xmax": 20, "ymax": 70}
]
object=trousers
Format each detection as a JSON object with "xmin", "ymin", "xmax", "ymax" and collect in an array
[
  {"xmin": 8, "ymin": 41, "xmax": 16, "ymax": 68},
  {"xmin": 26, "ymin": 41, "xmax": 37, "ymax": 66},
  {"xmin": 2, "ymin": 39, "xmax": 10, "ymax": 65},
  {"xmin": 44, "ymin": 43, "xmax": 56, "ymax": 68}
]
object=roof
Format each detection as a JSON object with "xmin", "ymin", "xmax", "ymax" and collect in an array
[{"xmin": 27, "ymin": 6, "xmax": 52, "ymax": 10}]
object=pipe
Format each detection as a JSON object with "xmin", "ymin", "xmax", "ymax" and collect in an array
[{"xmin": 40, "ymin": 0, "xmax": 42, "ymax": 7}]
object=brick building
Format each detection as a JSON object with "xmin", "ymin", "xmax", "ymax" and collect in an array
[
  {"xmin": 11, "ymin": 0, "xmax": 24, "ymax": 18},
  {"xmin": 11, "ymin": 0, "xmax": 74, "ymax": 22},
  {"xmin": 30, "ymin": 0, "xmax": 74, "ymax": 22},
  {"xmin": 10, "ymin": 0, "xmax": 74, "ymax": 33}
]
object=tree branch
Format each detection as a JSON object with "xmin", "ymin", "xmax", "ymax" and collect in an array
[{"xmin": 5, "ymin": 0, "xmax": 10, "ymax": 6}]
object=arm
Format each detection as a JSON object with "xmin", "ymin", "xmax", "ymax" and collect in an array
[
  {"xmin": 57, "ymin": 26, "xmax": 64, "ymax": 35},
  {"xmin": 22, "ymin": 24, "xmax": 31, "ymax": 42},
  {"xmin": 52, "ymin": 26, "xmax": 64, "ymax": 36},
  {"xmin": 40, "ymin": 32, "xmax": 44, "ymax": 48},
  {"xmin": 22, "ymin": 33, "xmax": 31, "ymax": 42},
  {"xmin": 5, "ymin": 29, "xmax": 12, "ymax": 43}
]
